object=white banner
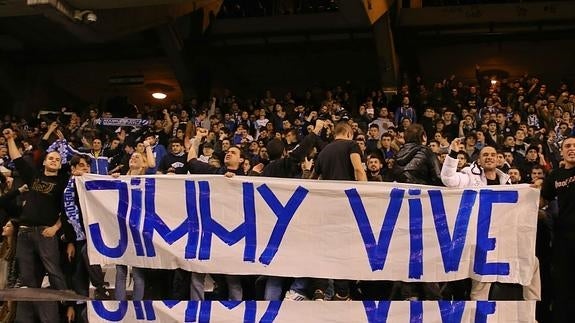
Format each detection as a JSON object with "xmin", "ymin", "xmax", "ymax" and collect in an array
[
  {"xmin": 87, "ymin": 301, "xmax": 536, "ymax": 323},
  {"xmin": 76, "ymin": 175, "xmax": 539, "ymax": 284}
]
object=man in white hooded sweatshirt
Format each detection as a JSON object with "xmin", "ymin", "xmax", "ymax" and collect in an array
[{"xmin": 441, "ymin": 138, "xmax": 540, "ymax": 300}]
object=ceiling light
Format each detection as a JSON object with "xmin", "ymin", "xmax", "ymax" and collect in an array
[{"xmin": 152, "ymin": 92, "xmax": 167, "ymax": 100}]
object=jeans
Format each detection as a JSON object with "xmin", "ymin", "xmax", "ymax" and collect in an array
[
  {"xmin": 72, "ymin": 241, "xmax": 106, "ymax": 296},
  {"xmin": 289, "ymin": 278, "xmax": 308, "ymax": 295},
  {"xmin": 264, "ymin": 276, "xmax": 284, "ymax": 300},
  {"xmin": 16, "ymin": 226, "xmax": 67, "ymax": 290},
  {"xmin": 190, "ymin": 273, "xmax": 242, "ymax": 300},
  {"xmin": 14, "ymin": 301, "xmax": 59, "ymax": 323},
  {"xmin": 312, "ymin": 278, "xmax": 346, "ymax": 299},
  {"xmin": 552, "ymin": 238, "xmax": 575, "ymax": 323},
  {"xmin": 115, "ymin": 265, "xmax": 145, "ymax": 300},
  {"xmin": 264, "ymin": 276, "xmax": 308, "ymax": 300}
]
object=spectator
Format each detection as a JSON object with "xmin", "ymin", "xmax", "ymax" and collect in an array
[
  {"xmin": 311, "ymin": 121, "xmax": 366, "ymax": 300},
  {"xmin": 441, "ymin": 138, "xmax": 539, "ymax": 300},
  {"xmin": 394, "ymin": 124, "xmax": 442, "ymax": 186},
  {"xmin": 541, "ymin": 136, "xmax": 575, "ymax": 323},
  {"xmin": 3, "ymin": 128, "xmax": 70, "ymax": 322},
  {"xmin": 159, "ymin": 138, "xmax": 188, "ymax": 174},
  {"xmin": 393, "ymin": 123, "xmax": 443, "ymax": 300}
]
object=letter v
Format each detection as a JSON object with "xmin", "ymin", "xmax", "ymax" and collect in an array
[
  {"xmin": 428, "ymin": 190, "xmax": 477, "ymax": 273},
  {"xmin": 345, "ymin": 188, "xmax": 404, "ymax": 271},
  {"xmin": 363, "ymin": 301, "xmax": 391, "ymax": 323}
]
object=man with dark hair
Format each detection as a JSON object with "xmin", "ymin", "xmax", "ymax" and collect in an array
[
  {"xmin": 366, "ymin": 154, "xmax": 384, "ymax": 182},
  {"xmin": 393, "ymin": 124, "xmax": 442, "ymax": 300},
  {"xmin": 284, "ymin": 128, "xmax": 299, "ymax": 152},
  {"xmin": 507, "ymin": 167, "xmax": 522, "ymax": 184},
  {"xmin": 144, "ymin": 132, "xmax": 168, "ymax": 174},
  {"xmin": 541, "ymin": 136, "xmax": 575, "ymax": 322},
  {"xmin": 496, "ymin": 150, "xmax": 511, "ymax": 173},
  {"xmin": 485, "ymin": 120, "xmax": 503, "ymax": 148},
  {"xmin": 262, "ymin": 120, "xmax": 324, "ymax": 179},
  {"xmin": 379, "ymin": 133, "xmax": 395, "ymax": 160},
  {"xmin": 463, "ymin": 133, "xmax": 480, "ymax": 162},
  {"xmin": 65, "ymin": 155, "xmax": 111, "ymax": 301},
  {"xmin": 366, "ymin": 123, "xmax": 380, "ymax": 154},
  {"xmin": 158, "ymin": 137, "xmax": 188, "ymax": 174},
  {"xmin": 257, "ymin": 120, "xmax": 324, "ymax": 301},
  {"xmin": 186, "ymin": 127, "xmax": 254, "ymax": 301},
  {"xmin": 311, "ymin": 121, "xmax": 366, "ymax": 300},
  {"xmin": 394, "ymin": 124, "xmax": 442, "ymax": 186}
]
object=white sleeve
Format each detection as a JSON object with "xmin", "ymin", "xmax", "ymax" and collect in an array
[{"xmin": 440, "ymin": 155, "xmax": 470, "ymax": 188}]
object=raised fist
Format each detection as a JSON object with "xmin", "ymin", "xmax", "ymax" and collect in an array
[
  {"xmin": 2, "ymin": 128, "xmax": 14, "ymax": 140},
  {"xmin": 196, "ymin": 128, "xmax": 208, "ymax": 138}
]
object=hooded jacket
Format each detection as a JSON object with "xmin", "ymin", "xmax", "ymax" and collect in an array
[{"xmin": 441, "ymin": 154, "xmax": 510, "ymax": 188}]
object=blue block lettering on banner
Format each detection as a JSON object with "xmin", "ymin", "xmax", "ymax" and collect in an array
[
  {"xmin": 81, "ymin": 175, "xmax": 533, "ymax": 285},
  {"xmin": 474, "ymin": 301, "xmax": 496, "ymax": 323},
  {"xmin": 474, "ymin": 190, "xmax": 518, "ymax": 276},
  {"xmin": 429, "ymin": 190, "xmax": 478, "ymax": 273},
  {"xmin": 86, "ymin": 180, "xmax": 129, "ymax": 258},
  {"xmin": 345, "ymin": 188, "xmax": 405, "ymax": 271},
  {"xmin": 411, "ymin": 301, "xmax": 423, "ymax": 323},
  {"xmin": 184, "ymin": 301, "xmax": 199, "ymax": 322},
  {"xmin": 408, "ymin": 189, "xmax": 424, "ymax": 279},
  {"xmin": 142, "ymin": 179, "xmax": 200, "ymax": 259},
  {"xmin": 129, "ymin": 178, "xmax": 145, "ymax": 256},
  {"xmin": 89, "ymin": 301, "xmax": 532, "ymax": 322},
  {"xmin": 257, "ymin": 184, "xmax": 309, "ymax": 265},
  {"xmin": 92, "ymin": 301, "xmax": 128, "ymax": 321},
  {"xmin": 438, "ymin": 301, "xmax": 465, "ymax": 323},
  {"xmin": 363, "ymin": 301, "xmax": 391, "ymax": 323},
  {"xmin": 198, "ymin": 181, "xmax": 257, "ymax": 262}
]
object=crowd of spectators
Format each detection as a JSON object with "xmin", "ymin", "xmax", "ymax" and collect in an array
[{"xmin": 0, "ymin": 65, "xmax": 573, "ymax": 322}]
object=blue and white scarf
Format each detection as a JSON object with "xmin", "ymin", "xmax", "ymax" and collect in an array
[{"xmin": 63, "ymin": 178, "xmax": 86, "ymax": 241}]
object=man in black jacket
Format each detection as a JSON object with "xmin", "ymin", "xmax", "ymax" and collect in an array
[
  {"xmin": 262, "ymin": 120, "xmax": 324, "ymax": 179},
  {"xmin": 394, "ymin": 124, "xmax": 442, "ymax": 186},
  {"xmin": 393, "ymin": 124, "xmax": 443, "ymax": 300}
]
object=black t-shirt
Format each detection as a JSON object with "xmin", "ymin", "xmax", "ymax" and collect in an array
[
  {"xmin": 14, "ymin": 157, "xmax": 67, "ymax": 226},
  {"xmin": 486, "ymin": 176, "xmax": 500, "ymax": 186},
  {"xmin": 541, "ymin": 166, "xmax": 575, "ymax": 240},
  {"xmin": 188, "ymin": 159, "xmax": 245, "ymax": 176},
  {"xmin": 315, "ymin": 139, "xmax": 361, "ymax": 181},
  {"xmin": 159, "ymin": 153, "xmax": 188, "ymax": 174}
]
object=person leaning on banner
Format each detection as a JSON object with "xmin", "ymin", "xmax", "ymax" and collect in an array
[
  {"xmin": 393, "ymin": 124, "xmax": 443, "ymax": 301},
  {"xmin": 252, "ymin": 119, "xmax": 325, "ymax": 301},
  {"xmin": 309, "ymin": 121, "xmax": 367, "ymax": 301},
  {"xmin": 441, "ymin": 137, "xmax": 540, "ymax": 301},
  {"xmin": 185, "ymin": 127, "xmax": 263, "ymax": 301}
]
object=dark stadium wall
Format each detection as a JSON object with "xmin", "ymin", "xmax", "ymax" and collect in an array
[
  {"xmin": 204, "ymin": 39, "xmax": 381, "ymax": 98},
  {"xmin": 414, "ymin": 39, "xmax": 575, "ymax": 86}
]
